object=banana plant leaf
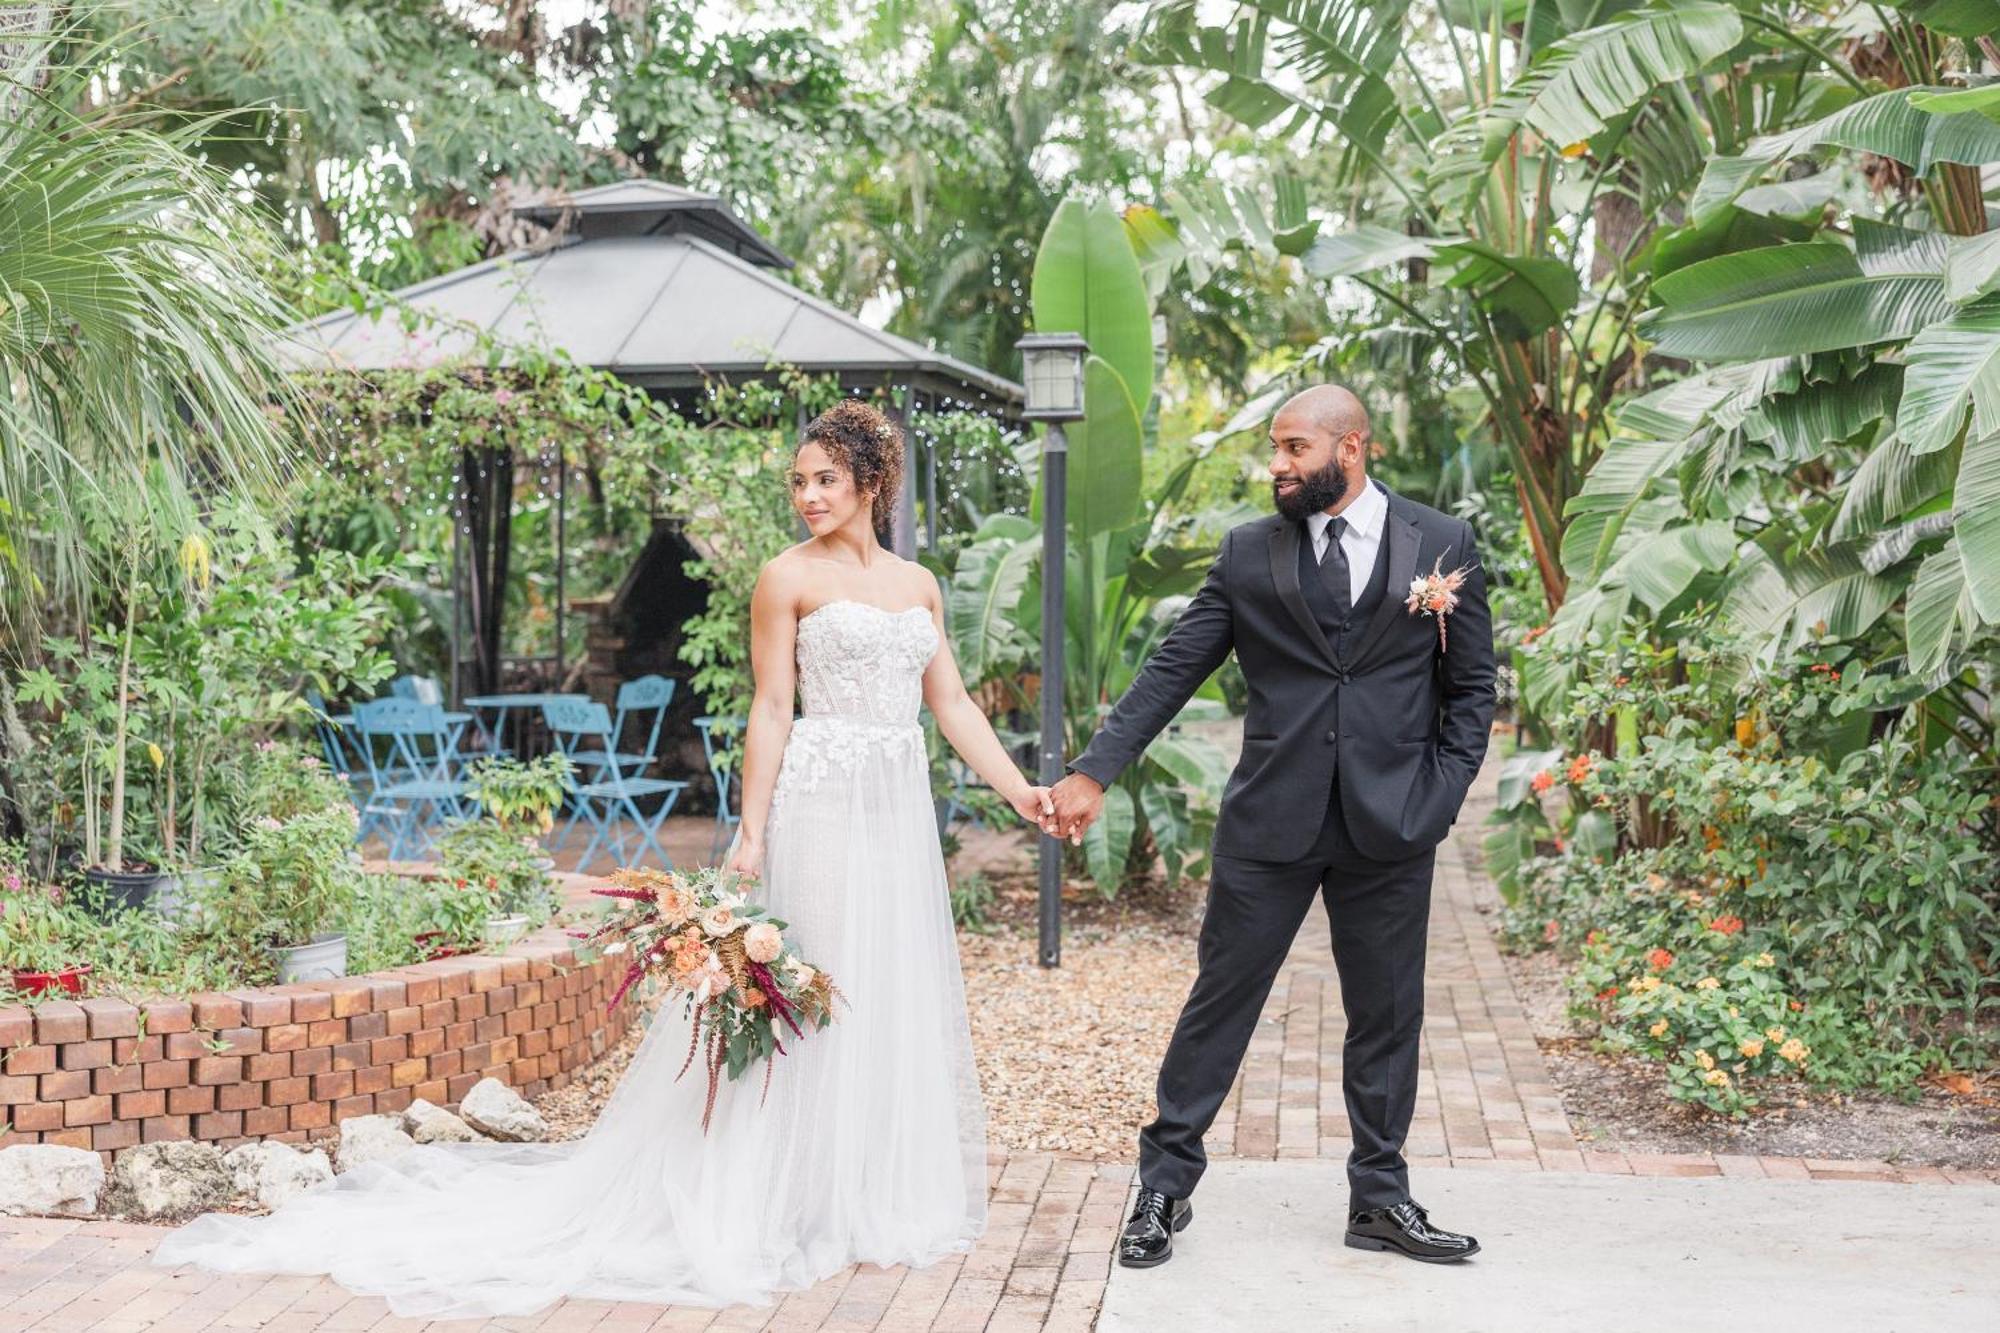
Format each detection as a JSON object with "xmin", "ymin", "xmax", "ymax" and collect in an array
[
  {"xmin": 1082, "ymin": 783, "xmax": 1136, "ymax": 895},
  {"xmin": 1694, "ymin": 88, "xmax": 2000, "ymax": 221},
  {"xmin": 1639, "ymin": 235, "xmax": 1953, "ymax": 361},
  {"xmin": 1829, "ymin": 432, "xmax": 1959, "ymax": 544},
  {"xmin": 1875, "ymin": 2, "xmax": 2000, "ymax": 40},
  {"xmin": 1905, "ymin": 535, "xmax": 1982, "ymax": 677},
  {"xmin": 1898, "ymin": 296, "xmax": 2000, "ymax": 455},
  {"xmin": 1944, "ymin": 232, "xmax": 2000, "ymax": 304},
  {"xmin": 1425, "ymin": 2, "xmax": 1741, "ymax": 210},
  {"xmin": 1030, "ymin": 196, "xmax": 1155, "ymax": 420},
  {"xmin": 1955, "ymin": 429, "xmax": 2000, "ymax": 621}
]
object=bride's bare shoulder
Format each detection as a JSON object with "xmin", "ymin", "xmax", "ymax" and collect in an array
[{"xmin": 751, "ymin": 548, "xmax": 816, "ymax": 617}]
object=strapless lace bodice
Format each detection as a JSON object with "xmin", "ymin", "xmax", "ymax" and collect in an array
[
  {"xmin": 770, "ymin": 600, "xmax": 940, "ymax": 827},
  {"xmin": 795, "ymin": 599, "xmax": 938, "ymax": 723}
]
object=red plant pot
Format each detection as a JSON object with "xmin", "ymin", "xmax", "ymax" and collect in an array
[{"xmin": 10, "ymin": 962, "xmax": 92, "ymax": 997}]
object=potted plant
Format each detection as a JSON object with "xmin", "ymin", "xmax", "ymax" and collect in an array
[
  {"xmin": 204, "ymin": 805, "xmax": 361, "ymax": 983},
  {"xmin": 1, "ymin": 887, "xmax": 91, "ymax": 997},
  {"xmin": 437, "ymin": 817, "xmax": 557, "ymax": 948},
  {"xmin": 464, "ymin": 752, "xmax": 571, "ymax": 873},
  {"xmin": 17, "ymin": 622, "xmax": 176, "ymax": 915},
  {"xmin": 410, "ymin": 873, "xmax": 494, "ymax": 960},
  {"xmin": 132, "ymin": 507, "xmax": 401, "ymax": 914}
]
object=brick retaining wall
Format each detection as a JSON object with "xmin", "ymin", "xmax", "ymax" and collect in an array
[{"xmin": 0, "ymin": 929, "xmax": 633, "ymax": 1167}]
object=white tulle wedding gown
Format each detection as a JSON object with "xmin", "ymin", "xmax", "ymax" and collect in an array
[{"xmin": 152, "ymin": 599, "xmax": 988, "ymax": 1317}]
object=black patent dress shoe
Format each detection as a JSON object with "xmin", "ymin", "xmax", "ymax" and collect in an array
[
  {"xmin": 1117, "ymin": 1186, "xmax": 1194, "ymax": 1268},
  {"xmin": 1344, "ymin": 1199, "xmax": 1479, "ymax": 1262}
]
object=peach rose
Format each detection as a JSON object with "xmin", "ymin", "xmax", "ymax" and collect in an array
[
  {"xmin": 655, "ymin": 880, "xmax": 694, "ymax": 924},
  {"xmin": 691, "ymin": 961, "xmax": 732, "ymax": 1003},
  {"xmin": 700, "ymin": 904, "xmax": 737, "ymax": 937},
  {"xmin": 743, "ymin": 922, "xmax": 783, "ymax": 964}
]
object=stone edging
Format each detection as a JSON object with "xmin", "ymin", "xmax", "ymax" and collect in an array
[{"xmin": 0, "ymin": 927, "xmax": 631, "ymax": 1166}]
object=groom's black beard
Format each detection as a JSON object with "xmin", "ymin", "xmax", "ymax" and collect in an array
[{"xmin": 1272, "ymin": 459, "xmax": 1349, "ymax": 522}]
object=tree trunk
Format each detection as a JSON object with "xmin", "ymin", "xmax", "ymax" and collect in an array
[
  {"xmin": 1591, "ymin": 186, "xmax": 1649, "ymax": 287},
  {"xmin": 0, "ymin": 3, "xmax": 53, "ymax": 121},
  {"xmin": 460, "ymin": 445, "xmax": 516, "ymax": 697},
  {"xmin": 0, "ymin": 675, "xmax": 29, "ymax": 842}
]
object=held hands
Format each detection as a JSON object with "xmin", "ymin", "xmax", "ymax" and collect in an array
[
  {"xmin": 1045, "ymin": 773, "xmax": 1104, "ymax": 845},
  {"xmin": 1009, "ymin": 784, "xmax": 1058, "ymax": 831}
]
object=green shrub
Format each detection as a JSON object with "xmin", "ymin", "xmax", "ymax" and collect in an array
[
  {"xmin": 436, "ymin": 818, "xmax": 557, "ymax": 919},
  {"xmin": 1493, "ymin": 621, "xmax": 1997, "ymax": 1116}
]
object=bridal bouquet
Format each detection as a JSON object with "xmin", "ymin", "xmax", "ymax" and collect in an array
[{"xmin": 571, "ymin": 866, "xmax": 841, "ymax": 1130}]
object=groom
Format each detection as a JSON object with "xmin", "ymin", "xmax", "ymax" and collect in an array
[{"xmin": 1047, "ymin": 385, "xmax": 1495, "ymax": 1268}]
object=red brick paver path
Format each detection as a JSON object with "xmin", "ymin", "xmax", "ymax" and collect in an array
[{"xmin": 11, "ymin": 767, "xmax": 1993, "ymax": 1330}]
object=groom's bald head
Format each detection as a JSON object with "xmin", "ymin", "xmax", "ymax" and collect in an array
[
  {"xmin": 1276, "ymin": 385, "xmax": 1371, "ymax": 447},
  {"xmin": 1268, "ymin": 384, "xmax": 1370, "ymax": 520}
]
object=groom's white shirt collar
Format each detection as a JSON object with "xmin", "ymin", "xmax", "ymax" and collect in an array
[{"xmin": 1305, "ymin": 476, "xmax": 1388, "ymax": 545}]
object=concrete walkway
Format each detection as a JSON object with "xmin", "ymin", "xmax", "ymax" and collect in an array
[{"xmin": 1096, "ymin": 1158, "xmax": 2000, "ymax": 1332}]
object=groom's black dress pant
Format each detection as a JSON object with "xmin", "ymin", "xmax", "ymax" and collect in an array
[{"xmin": 1139, "ymin": 782, "xmax": 1434, "ymax": 1212}]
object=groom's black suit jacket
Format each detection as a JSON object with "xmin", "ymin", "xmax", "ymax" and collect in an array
[{"xmin": 1067, "ymin": 480, "xmax": 1496, "ymax": 863}]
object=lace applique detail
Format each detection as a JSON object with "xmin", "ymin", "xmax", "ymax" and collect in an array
[{"xmin": 769, "ymin": 601, "xmax": 939, "ymax": 829}]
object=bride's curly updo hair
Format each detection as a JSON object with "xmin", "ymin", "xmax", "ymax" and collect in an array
[{"xmin": 801, "ymin": 399, "xmax": 904, "ymax": 537}]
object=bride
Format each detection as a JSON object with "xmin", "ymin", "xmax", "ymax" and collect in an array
[{"xmin": 152, "ymin": 399, "xmax": 1058, "ymax": 1317}]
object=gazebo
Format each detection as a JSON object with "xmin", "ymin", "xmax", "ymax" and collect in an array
[{"xmin": 280, "ymin": 180, "xmax": 1025, "ymax": 697}]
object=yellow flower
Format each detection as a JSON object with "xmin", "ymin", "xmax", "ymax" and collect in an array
[
  {"xmin": 1696, "ymin": 976, "xmax": 1721, "ymax": 990},
  {"xmin": 1765, "ymin": 1026, "xmax": 1786, "ymax": 1043},
  {"xmin": 1755, "ymin": 952, "xmax": 1774, "ymax": 967},
  {"xmin": 1695, "ymin": 1049, "xmax": 1715, "ymax": 1070},
  {"xmin": 1702, "ymin": 1069, "xmax": 1731, "ymax": 1088},
  {"xmin": 1649, "ymin": 1019, "xmax": 1670, "ymax": 1038},
  {"xmin": 1739, "ymin": 1038, "xmax": 1765, "ymax": 1058},
  {"xmin": 1778, "ymin": 1038, "xmax": 1809, "ymax": 1065},
  {"xmin": 1633, "ymin": 975, "xmax": 1661, "ymax": 994},
  {"xmin": 1728, "ymin": 1005, "xmax": 1740, "ymax": 1018},
  {"xmin": 179, "ymin": 531, "xmax": 212, "ymax": 590}
]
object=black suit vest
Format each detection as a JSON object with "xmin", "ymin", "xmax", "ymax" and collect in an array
[{"xmin": 1297, "ymin": 515, "xmax": 1392, "ymax": 665}]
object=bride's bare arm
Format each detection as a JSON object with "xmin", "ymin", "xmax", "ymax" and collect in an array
[
  {"xmin": 728, "ymin": 564, "xmax": 801, "ymax": 873},
  {"xmin": 917, "ymin": 572, "xmax": 1054, "ymax": 829}
]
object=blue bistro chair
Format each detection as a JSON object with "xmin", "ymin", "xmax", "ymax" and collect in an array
[
  {"xmin": 572, "ymin": 675, "xmax": 676, "ymax": 781},
  {"xmin": 694, "ymin": 715, "xmax": 744, "ymax": 860},
  {"xmin": 305, "ymin": 689, "xmax": 390, "ymax": 843},
  {"xmin": 352, "ymin": 699, "xmax": 474, "ymax": 860},
  {"xmin": 389, "ymin": 673, "xmax": 445, "ymax": 707},
  {"xmin": 543, "ymin": 699, "xmax": 688, "ymax": 872}
]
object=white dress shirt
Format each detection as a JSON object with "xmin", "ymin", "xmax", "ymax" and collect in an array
[{"xmin": 1305, "ymin": 478, "xmax": 1388, "ymax": 605}]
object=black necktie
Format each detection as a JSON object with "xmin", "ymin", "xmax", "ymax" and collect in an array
[{"xmin": 1321, "ymin": 516, "xmax": 1351, "ymax": 619}]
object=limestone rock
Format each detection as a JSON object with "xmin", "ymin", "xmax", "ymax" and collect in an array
[
  {"xmin": 401, "ymin": 1098, "xmax": 479, "ymax": 1145},
  {"xmin": 103, "ymin": 1141, "xmax": 230, "ymax": 1221},
  {"xmin": 222, "ymin": 1141, "xmax": 333, "ymax": 1210},
  {"xmin": 335, "ymin": 1114, "xmax": 417, "ymax": 1173},
  {"xmin": 0, "ymin": 1144, "xmax": 104, "ymax": 1218},
  {"xmin": 458, "ymin": 1077, "xmax": 547, "ymax": 1142}
]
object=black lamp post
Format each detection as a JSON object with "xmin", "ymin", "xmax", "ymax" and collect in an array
[{"xmin": 1015, "ymin": 331, "xmax": 1089, "ymax": 968}]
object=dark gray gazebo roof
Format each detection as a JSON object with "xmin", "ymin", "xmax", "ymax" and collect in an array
[{"xmin": 278, "ymin": 180, "xmax": 1023, "ymax": 410}]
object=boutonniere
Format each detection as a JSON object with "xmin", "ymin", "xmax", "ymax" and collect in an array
[{"xmin": 1405, "ymin": 553, "xmax": 1473, "ymax": 652}]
